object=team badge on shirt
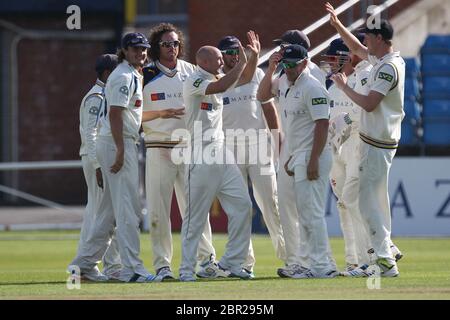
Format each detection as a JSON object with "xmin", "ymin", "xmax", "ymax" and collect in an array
[
  {"xmin": 151, "ymin": 93, "xmax": 166, "ymax": 101},
  {"xmin": 135, "ymin": 100, "xmax": 142, "ymax": 107},
  {"xmin": 200, "ymin": 102, "xmax": 213, "ymax": 111},
  {"xmin": 223, "ymin": 97, "xmax": 230, "ymax": 105},
  {"xmin": 378, "ymin": 72, "xmax": 393, "ymax": 82},
  {"xmin": 193, "ymin": 78, "xmax": 203, "ymax": 88},
  {"xmin": 361, "ymin": 78, "xmax": 368, "ymax": 86},
  {"xmin": 119, "ymin": 86, "xmax": 129, "ymax": 96},
  {"xmin": 312, "ymin": 97, "xmax": 328, "ymax": 105},
  {"xmin": 88, "ymin": 106, "xmax": 99, "ymax": 115}
]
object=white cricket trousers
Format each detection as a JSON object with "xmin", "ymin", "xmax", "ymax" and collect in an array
[
  {"xmin": 69, "ymin": 156, "xmax": 122, "ymax": 275},
  {"xmin": 330, "ymin": 133, "xmax": 371, "ymax": 265},
  {"xmin": 278, "ymin": 140, "xmax": 336, "ymax": 269},
  {"xmin": 179, "ymin": 146, "xmax": 253, "ymax": 276},
  {"xmin": 146, "ymin": 147, "xmax": 216, "ymax": 271},
  {"xmin": 230, "ymin": 141, "xmax": 286, "ymax": 270},
  {"xmin": 293, "ymin": 148, "xmax": 335, "ymax": 275},
  {"xmin": 358, "ymin": 141, "xmax": 396, "ymax": 265},
  {"xmin": 95, "ymin": 136, "xmax": 151, "ymax": 281}
]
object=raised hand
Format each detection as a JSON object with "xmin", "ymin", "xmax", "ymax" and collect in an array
[
  {"xmin": 237, "ymin": 42, "xmax": 248, "ymax": 65},
  {"xmin": 325, "ymin": 2, "xmax": 340, "ymax": 28},
  {"xmin": 246, "ymin": 30, "xmax": 261, "ymax": 57},
  {"xmin": 268, "ymin": 51, "xmax": 283, "ymax": 72},
  {"xmin": 330, "ymin": 72, "xmax": 348, "ymax": 90}
]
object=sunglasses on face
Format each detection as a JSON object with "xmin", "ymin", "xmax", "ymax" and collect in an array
[
  {"xmin": 221, "ymin": 49, "xmax": 239, "ymax": 55},
  {"xmin": 159, "ymin": 40, "xmax": 180, "ymax": 48},
  {"xmin": 281, "ymin": 60, "xmax": 303, "ymax": 69}
]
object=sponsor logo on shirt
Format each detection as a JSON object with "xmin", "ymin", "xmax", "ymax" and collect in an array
[
  {"xmin": 135, "ymin": 100, "xmax": 142, "ymax": 107},
  {"xmin": 312, "ymin": 97, "xmax": 328, "ymax": 105},
  {"xmin": 119, "ymin": 86, "xmax": 129, "ymax": 96},
  {"xmin": 200, "ymin": 102, "xmax": 213, "ymax": 111},
  {"xmin": 223, "ymin": 95, "xmax": 256, "ymax": 105},
  {"xmin": 223, "ymin": 97, "xmax": 230, "ymax": 105},
  {"xmin": 151, "ymin": 93, "xmax": 166, "ymax": 101},
  {"xmin": 88, "ymin": 106, "xmax": 99, "ymax": 115},
  {"xmin": 378, "ymin": 72, "xmax": 393, "ymax": 82},
  {"xmin": 193, "ymin": 78, "xmax": 203, "ymax": 88}
]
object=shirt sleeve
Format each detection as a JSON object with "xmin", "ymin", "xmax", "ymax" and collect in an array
[
  {"xmin": 107, "ymin": 74, "xmax": 132, "ymax": 108},
  {"xmin": 305, "ymin": 84, "xmax": 330, "ymax": 121},
  {"xmin": 354, "ymin": 68, "xmax": 371, "ymax": 95},
  {"xmin": 186, "ymin": 76, "xmax": 212, "ymax": 96},
  {"xmin": 370, "ymin": 63, "xmax": 397, "ymax": 96},
  {"xmin": 83, "ymin": 94, "xmax": 102, "ymax": 169}
]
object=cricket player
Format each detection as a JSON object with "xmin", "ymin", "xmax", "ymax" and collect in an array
[
  {"xmin": 95, "ymin": 32, "xmax": 156, "ymax": 282},
  {"xmin": 179, "ymin": 31, "xmax": 259, "ymax": 282},
  {"xmin": 68, "ymin": 54, "xmax": 122, "ymax": 281},
  {"xmin": 141, "ymin": 23, "xmax": 217, "ymax": 281},
  {"xmin": 326, "ymin": 2, "xmax": 405, "ymax": 277},
  {"xmin": 218, "ymin": 35, "xmax": 286, "ymax": 275},
  {"xmin": 258, "ymin": 44, "xmax": 338, "ymax": 278},
  {"xmin": 321, "ymin": 37, "xmax": 373, "ymax": 270},
  {"xmin": 264, "ymin": 30, "xmax": 336, "ymax": 277}
]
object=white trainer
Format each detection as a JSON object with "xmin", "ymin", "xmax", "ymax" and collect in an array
[
  {"xmin": 277, "ymin": 264, "xmax": 309, "ymax": 279},
  {"xmin": 340, "ymin": 264, "xmax": 375, "ymax": 277},
  {"xmin": 197, "ymin": 261, "xmax": 230, "ymax": 279},
  {"xmin": 377, "ymin": 258, "xmax": 399, "ymax": 277},
  {"xmin": 156, "ymin": 266, "xmax": 175, "ymax": 281},
  {"xmin": 390, "ymin": 244, "xmax": 403, "ymax": 262},
  {"xmin": 179, "ymin": 273, "xmax": 196, "ymax": 282},
  {"xmin": 80, "ymin": 266, "xmax": 109, "ymax": 282}
]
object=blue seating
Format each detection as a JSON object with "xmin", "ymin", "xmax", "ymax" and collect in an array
[
  {"xmin": 404, "ymin": 57, "xmax": 420, "ymax": 78},
  {"xmin": 423, "ymin": 99, "xmax": 450, "ymax": 118},
  {"xmin": 422, "ymin": 119, "xmax": 450, "ymax": 145},
  {"xmin": 422, "ymin": 76, "xmax": 450, "ymax": 98},
  {"xmin": 404, "ymin": 98, "xmax": 421, "ymax": 120},
  {"xmin": 421, "ymin": 35, "xmax": 450, "ymax": 54},
  {"xmin": 400, "ymin": 121, "xmax": 416, "ymax": 145},
  {"xmin": 421, "ymin": 54, "xmax": 450, "ymax": 75},
  {"xmin": 404, "ymin": 78, "xmax": 420, "ymax": 101}
]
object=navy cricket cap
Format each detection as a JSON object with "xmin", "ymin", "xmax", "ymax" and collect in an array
[
  {"xmin": 218, "ymin": 36, "xmax": 240, "ymax": 50},
  {"xmin": 273, "ymin": 30, "xmax": 311, "ymax": 50},
  {"xmin": 121, "ymin": 32, "xmax": 151, "ymax": 49},
  {"xmin": 363, "ymin": 19, "xmax": 394, "ymax": 41},
  {"xmin": 95, "ymin": 54, "xmax": 118, "ymax": 74},
  {"xmin": 325, "ymin": 38, "xmax": 349, "ymax": 56},
  {"xmin": 282, "ymin": 44, "xmax": 308, "ymax": 61}
]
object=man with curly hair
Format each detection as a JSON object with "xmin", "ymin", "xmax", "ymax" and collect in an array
[{"xmin": 142, "ymin": 23, "xmax": 217, "ymax": 281}]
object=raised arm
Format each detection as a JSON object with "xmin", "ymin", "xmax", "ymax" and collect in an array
[
  {"xmin": 205, "ymin": 43, "xmax": 247, "ymax": 95},
  {"xmin": 257, "ymin": 51, "xmax": 282, "ymax": 102},
  {"xmin": 325, "ymin": 2, "xmax": 368, "ymax": 60},
  {"xmin": 236, "ymin": 31, "xmax": 260, "ymax": 87}
]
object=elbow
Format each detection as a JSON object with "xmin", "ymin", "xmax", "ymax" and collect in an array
[{"xmin": 364, "ymin": 103, "xmax": 378, "ymax": 113}]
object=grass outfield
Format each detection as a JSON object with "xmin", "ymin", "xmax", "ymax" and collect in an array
[{"xmin": 0, "ymin": 231, "xmax": 450, "ymax": 300}]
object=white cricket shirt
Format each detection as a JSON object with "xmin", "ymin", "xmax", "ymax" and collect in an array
[{"xmin": 98, "ymin": 60, "xmax": 143, "ymax": 141}]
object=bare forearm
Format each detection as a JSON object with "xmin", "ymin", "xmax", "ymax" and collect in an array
[
  {"xmin": 257, "ymin": 67, "xmax": 276, "ymax": 102},
  {"xmin": 334, "ymin": 22, "xmax": 368, "ymax": 60},
  {"xmin": 142, "ymin": 110, "xmax": 162, "ymax": 122},
  {"xmin": 237, "ymin": 52, "xmax": 258, "ymax": 86},
  {"xmin": 342, "ymin": 85, "xmax": 377, "ymax": 112},
  {"xmin": 109, "ymin": 108, "xmax": 124, "ymax": 152},
  {"xmin": 261, "ymin": 100, "xmax": 280, "ymax": 130},
  {"xmin": 310, "ymin": 120, "xmax": 329, "ymax": 161},
  {"xmin": 207, "ymin": 62, "xmax": 245, "ymax": 94}
]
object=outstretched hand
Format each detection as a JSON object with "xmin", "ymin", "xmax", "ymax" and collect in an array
[
  {"xmin": 325, "ymin": 2, "xmax": 340, "ymax": 28},
  {"xmin": 246, "ymin": 30, "xmax": 260, "ymax": 57},
  {"xmin": 159, "ymin": 108, "xmax": 185, "ymax": 119}
]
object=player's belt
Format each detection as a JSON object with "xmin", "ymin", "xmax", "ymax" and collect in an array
[
  {"xmin": 145, "ymin": 140, "xmax": 187, "ymax": 148},
  {"xmin": 359, "ymin": 132, "xmax": 398, "ymax": 149}
]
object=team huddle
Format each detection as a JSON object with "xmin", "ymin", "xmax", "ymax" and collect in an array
[{"xmin": 68, "ymin": 3, "xmax": 405, "ymax": 282}]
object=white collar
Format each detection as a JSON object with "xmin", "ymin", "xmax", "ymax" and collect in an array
[
  {"xmin": 156, "ymin": 60, "xmax": 180, "ymax": 77},
  {"xmin": 96, "ymin": 79, "xmax": 105, "ymax": 88}
]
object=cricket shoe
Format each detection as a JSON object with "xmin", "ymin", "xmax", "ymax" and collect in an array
[
  {"xmin": 277, "ymin": 264, "xmax": 309, "ymax": 279},
  {"xmin": 156, "ymin": 266, "xmax": 175, "ymax": 281},
  {"xmin": 376, "ymin": 258, "xmax": 399, "ymax": 277},
  {"xmin": 345, "ymin": 263, "xmax": 359, "ymax": 272},
  {"xmin": 218, "ymin": 264, "xmax": 253, "ymax": 280},
  {"xmin": 340, "ymin": 264, "xmax": 375, "ymax": 277},
  {"xmin": 243, "ymin": 269, "xmax": 255, "ymax": 279},
  {"xmin": 390, "ymin": 244, "xmax": 403, "ymax": 262},
  {"xmin": 179, "ymin": 273, "xmax": 196, "ymax": 282},
  {"xmin": 128, "ymin": 273, "xmax": 158, "ymax": 283},
  {"xmin": 197, "ymin": 261, "xmax": 230, "ymax": 279},
  {"xmin": 105, "ymin": 269, "xmax": 122, "ymax": 281},
  {"xmin": 79, "ymin": 266, "xmax": 109, "ymax": 282},
  {"xmin": 294, "ymin": 269, "xmax": 339, "ymax": 279}
]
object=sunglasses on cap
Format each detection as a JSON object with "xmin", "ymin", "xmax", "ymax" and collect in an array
[
  {"xmin": 221, "ymin": 49, "xmax": 239, "ymax": 55},
  {"xmin": 159, "ymin": 40, "xmax": 180, "ymax": 48},
  {"xmin": 281, "ymin": 59, "xmax": 304, "ymax": 69}
]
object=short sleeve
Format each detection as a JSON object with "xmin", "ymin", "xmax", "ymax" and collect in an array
[
  {"xmin": 186, "ymin": 76, "xmax": 212, "ymax": 96},
  {"xmin": 370, "ymin": 63, "xmax": 397, "ymax": 96},
  {"xmin": 107, "ymin": 74, "xmax": 132, "ymax": 108},
  {"xmin": 305, "ymin": 84, "xmax": 330, "ymax": 121}
]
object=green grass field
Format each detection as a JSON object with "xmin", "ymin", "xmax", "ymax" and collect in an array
[{"xmin": 1, "ymin": 231, "xmax": 450, "ymax": 300}]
